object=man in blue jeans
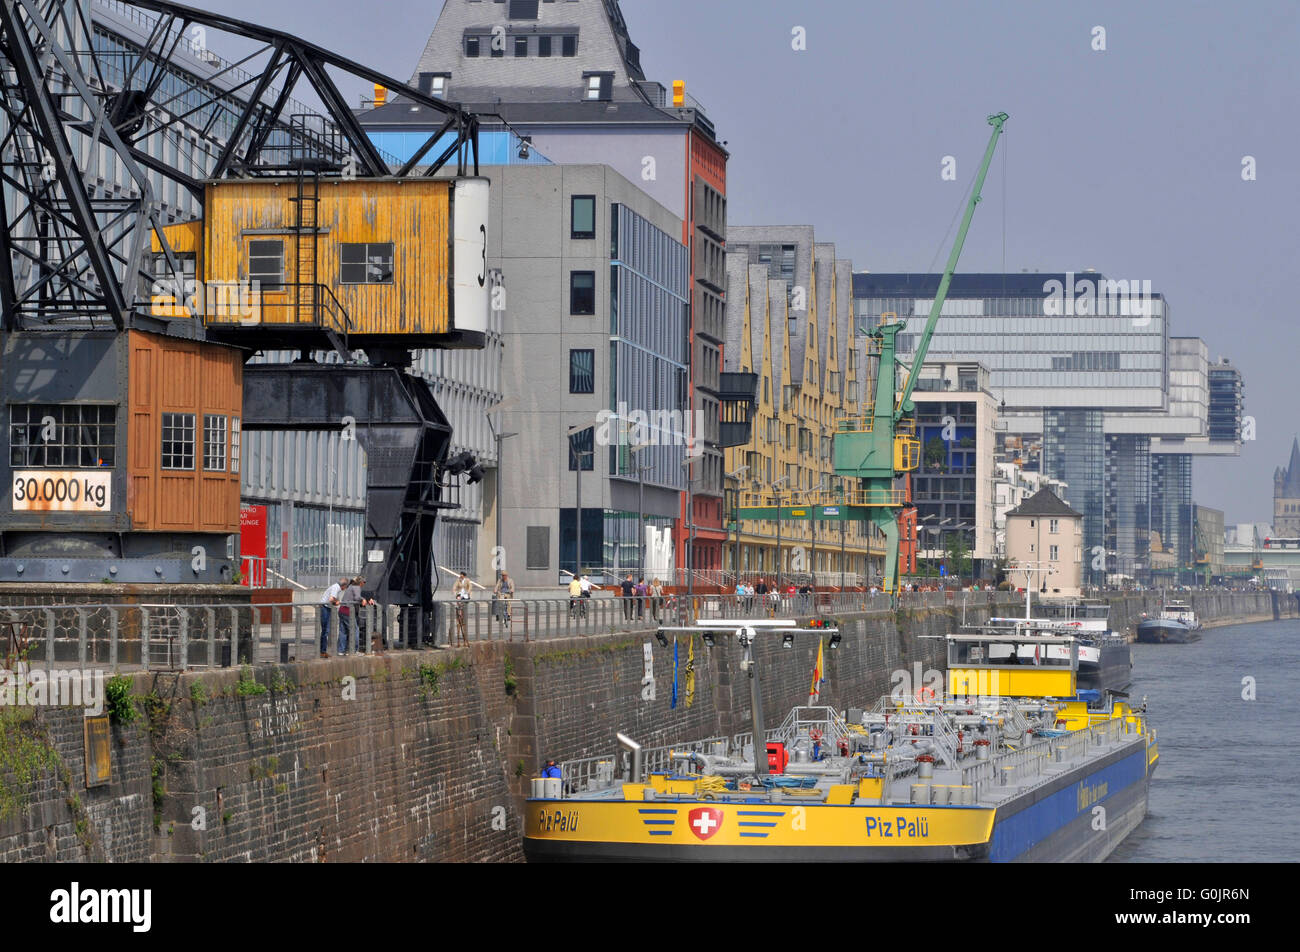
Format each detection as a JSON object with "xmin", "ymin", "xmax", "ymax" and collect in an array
[{"xmin": 319, "ymin": 577, "xmax": 345, "ymax": 658}]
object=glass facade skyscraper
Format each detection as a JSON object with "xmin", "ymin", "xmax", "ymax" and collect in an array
[
  {"xmin": 1042, "ymin": 409, "xmax": 1105, "ymax": 579},
  {"xmin": 853, "ymin": 273, "xmax": 1242, "ymax": 583}
]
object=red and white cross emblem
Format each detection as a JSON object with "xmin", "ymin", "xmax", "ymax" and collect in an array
[{"xmin": 688, "ymin": 807, "xmax": 723, "ymax": 841}]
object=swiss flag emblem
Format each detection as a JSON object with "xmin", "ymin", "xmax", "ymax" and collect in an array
[{"xmin": 688, "ymin": 807, "xmax": 723, "ymax": 841}]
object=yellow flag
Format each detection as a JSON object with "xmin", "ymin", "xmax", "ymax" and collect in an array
[
  {"xmin": 809, "ymin": 638, "xmax": 824, "ymax": 704},
  {"xmin": 685, "ymin": 634, "xmax": 696, "ymax": 708}
]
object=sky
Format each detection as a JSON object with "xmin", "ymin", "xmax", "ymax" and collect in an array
[{"xmin": 199, "ymin": 0, "xmax": 1300, "ymax": 525}]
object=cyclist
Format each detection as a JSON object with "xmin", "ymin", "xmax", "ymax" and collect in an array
[{"xmin": 568, "ymin": 574, "xmax": 585, "ymax": 619}]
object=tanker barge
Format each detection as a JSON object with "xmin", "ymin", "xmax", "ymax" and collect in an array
[{"xmin": 523, "ymin": 619, "xmax": 1156, "ymax": 862}]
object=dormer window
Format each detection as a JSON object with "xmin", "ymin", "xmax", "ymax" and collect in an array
[
  {"xmin": 583, "ymin": 72, "xmax": 613, "ymax": 101},
  {"xmin": 418, "ymin": 72, "xmax": 450, "ymax": 98}
]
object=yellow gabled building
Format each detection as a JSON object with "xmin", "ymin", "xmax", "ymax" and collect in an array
[{"xmin": 723, "ymin": 230, "xmax": 885, "ymax": 584}]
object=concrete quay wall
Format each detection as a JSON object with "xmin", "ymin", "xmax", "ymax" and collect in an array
[{"xmin": 0, "ymin": 590, "xmax": 1285, "ymax": 862}]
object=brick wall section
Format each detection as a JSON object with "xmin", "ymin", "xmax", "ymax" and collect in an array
[
  {"xmin": 0, "ymin": 705, "xmax": 153, "ymax": 863},
  {"xmin": 1, "ymin": 591, "xmax": 1287, "ymax": 862}
]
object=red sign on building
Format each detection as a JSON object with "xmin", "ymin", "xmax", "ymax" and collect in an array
[{"xmin": 239, "ymin": 505, "xmax": 267, "ymax": 587}]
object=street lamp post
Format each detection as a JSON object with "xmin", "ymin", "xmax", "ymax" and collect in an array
[
  {"xmin": 837, "ymin": 479, "xmax": 846, "ymax": 591},
  {"xmin": 630, "ymin": 440, "xmax": 654, "ymax": 579},
  {"xmin": 725, "ymin": 465, "xmax": 749, "ymax": 584},
  {"xmin": 770, "ymin": 475, "xmax": 791, "ymax": 587},
  {"xmin": 567, "ymin": 421, "xmax": 598, "ymax": 579},
  {"xmin": 810, "ymin": 476, "xmax": 829, "ymax": 587},
  {"xmin": 679, "ymin": 456, "xmax": 709, "ymax": 598},
  {"xmin": 487, "ymin": 405, "xmax": 519, "ymax": 583}
]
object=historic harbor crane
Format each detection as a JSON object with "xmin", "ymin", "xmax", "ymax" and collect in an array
[{"xmin": 1, "ymin": 0, "xmax": 486, "ymax": 639}]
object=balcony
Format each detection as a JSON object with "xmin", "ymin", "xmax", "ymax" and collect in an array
[{"xmin": 718, "ymin": 372, "xmax": 758, "ymax": 448}]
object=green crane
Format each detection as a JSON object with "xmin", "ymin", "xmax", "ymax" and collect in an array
[{"xmin": 736, "ymin": 112, "xmax": 1008, "ymax": 597}]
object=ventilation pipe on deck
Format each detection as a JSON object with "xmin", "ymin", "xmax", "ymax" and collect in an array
[{"xmin": 617, "ymin": 733, "xmax": 643, "ymax": 783}]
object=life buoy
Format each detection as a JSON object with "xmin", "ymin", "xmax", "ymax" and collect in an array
[{"xmin": 915, "ymin": 686, "xmax": 936, "ymax": 703}]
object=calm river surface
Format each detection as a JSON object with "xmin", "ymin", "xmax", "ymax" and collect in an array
[{"xmin": 1109, "ymin": 616, "xmax": 1300, "ymax": 862}]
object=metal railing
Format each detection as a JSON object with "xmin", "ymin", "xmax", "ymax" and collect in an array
[
  {"xmin": 0, "ymin": 601, "xmax": 428, "ymax": 671},
  {"xmin": 559, "ymin": 735, "xmax": 730, "ymax": 793},
  {"xmin": 435, "ymin": 596, "xmax": 669, "ymax": 643},
  {"xmin": 0, "ymin": 586, "xmax": 1037, "ymax": 674}
]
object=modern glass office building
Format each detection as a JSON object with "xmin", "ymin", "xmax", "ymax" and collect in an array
[{"xmin": 853, "ymin": 272, "xmax": 1242, "ymax": 583}]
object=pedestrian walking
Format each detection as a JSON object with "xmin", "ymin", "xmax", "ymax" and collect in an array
[
  {"xmin": 493, "ymin": 572, "xmax": 515, "ymax": 626},
  {"xmin": 319, "ymin": 576, "xmax": 346, "ymax": 658},
  {"xmin": 635, "ymin": 577, "xmax": 648, "ymax": 620}
]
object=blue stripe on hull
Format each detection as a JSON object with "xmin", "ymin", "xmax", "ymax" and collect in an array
[{"xmin": 989, "ymin": 745, "xmax": 1151, "ymax": 862}]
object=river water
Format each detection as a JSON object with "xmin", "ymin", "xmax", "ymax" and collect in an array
[{"xmin": 1109, "ymin": 617, "xmax": 1300, "ymax": 862}]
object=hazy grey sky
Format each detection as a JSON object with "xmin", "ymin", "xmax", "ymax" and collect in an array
[{"xmin": 203, "ymin": 0, "xmax": 1300, "ymax": 525}]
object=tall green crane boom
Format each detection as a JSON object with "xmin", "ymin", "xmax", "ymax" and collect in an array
[
  {"xmin": 896, "ymin": 112, "xmax": 1009, "ymax": 420},
  {"xmin": 733, "ymin": 112, "xmax": 1007, "ymax": 599}
]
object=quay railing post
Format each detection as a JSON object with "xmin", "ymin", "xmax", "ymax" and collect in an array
[
  {"xmin": 206, "ymin": 608, "xmax": 216, "ymax": 668},
  {"xmin": 77, "ymin": 609, "xmax": 88, "ymax": 666},
  {"xmin": 178, "ymin": 610, "xmax": 189, "ymax": 671},
  {"xmin": 271, "ymin": 603, "xmax": 282, "ymax": 663},
  {"xmin": 109, "ymin": 607, "xmax": 119, "ymax": 671}
]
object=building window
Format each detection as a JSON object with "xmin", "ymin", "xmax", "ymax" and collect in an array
[
  {"xmin": 570, "ymin": 271, "xmax": 595, "ymax": 315},
  {"xmin": 571, "ymin": 195, "xmax": 596, "ymax": 239},
  {"xmin": 514, "ymin": 36, "xmax": 528, "ymax": 57},
  {"xmin": 418, "ymin": 72, "xmax": 450, "ymax": 97},
  {"xmin": 161, "ymin": 413, "xmax": 196, "ymax": 470},
  {"xmin": 508, "ymin": 0, "xmax": 539, "ymax": 17},
  {"xmin": 583, "ymin": 72, "xmax": 613, "ymax": 101},
  {"xmin": 230, "ymin": 417, "xmax": 241, "ymax": 474},
  {"xmin": 538, "ymin": 35, "xmax": 552, "ymax": 56},
  {"xmin": 568, "ymin": 426, "xmax": 594, "ymax": 471},
  {"xmin": 1049, "ymin": 518, "xmax": 1059, "ymax": 533},
  {"xmin": 465, "ymin": 35, "xmax": 480, "ymax": 57},
  {"xmin": 203, "ymin": 414, "xmax": 227, "ymax": 471},
  {"xmin": 8, "ymin": 403, "xmax": 115, "ymax": 468},
  {"xmin": 339, "ymin": 243, "xmax": 394, "ymax": 284},
  {"xmin": 569, "ymin": 349, "xmax": 595, "ymax": 393},
  {"xmin": 526, "ymin": 526, "xmax": 550, "ymax": 570},
  {"xmin": 1049, "ymin": 544, "xmax": 1060, "ymax": 561},
  {"xmin": 247, "ymin": 239, "xmax": 284, "ymax": 290},
  {"xmin": 561, "ymin": 35, "xmax": 577, "ymax": 57}
]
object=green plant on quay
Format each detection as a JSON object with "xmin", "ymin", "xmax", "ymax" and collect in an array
[{"xmin": 105, "ymin": 675, "xmax": 138, "ymax": 725}]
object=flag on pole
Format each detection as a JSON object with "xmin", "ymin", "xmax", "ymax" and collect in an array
[
  {"xmin": 685, "ymin": 635, "xmax": 696, "ymax": 708},
  {"xmin": 809, "ymin": 637, "xmax": 825, "ymax": 704},
  {"xmin": 671, "ymin": 635, "xmax": 679, "ymax": 709}
]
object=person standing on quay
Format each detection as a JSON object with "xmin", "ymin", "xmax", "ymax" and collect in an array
[
  {"xmin": 339, "ymin": 576, "xmax": 363, "ymax": 655},
  {"xmin": 319, "ymin": 576, "xmax": 346, "ymax": 658},
  {"xmin": 621, "ymin": 573, "xmax": 636, "ymax": 621}
]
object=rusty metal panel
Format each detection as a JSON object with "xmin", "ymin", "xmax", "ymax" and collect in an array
[
  {"xmin": 202, "ymin": 179, "xmax": 452, "ymax": 336},
  {"xmin": 84, "ymin": 715, "xmax": 111, "ymax": 787}
]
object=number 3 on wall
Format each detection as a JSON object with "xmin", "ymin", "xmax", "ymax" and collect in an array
[{"xmin": 478, "ymin": 224, "xmax": 486, "ymax": 287}]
